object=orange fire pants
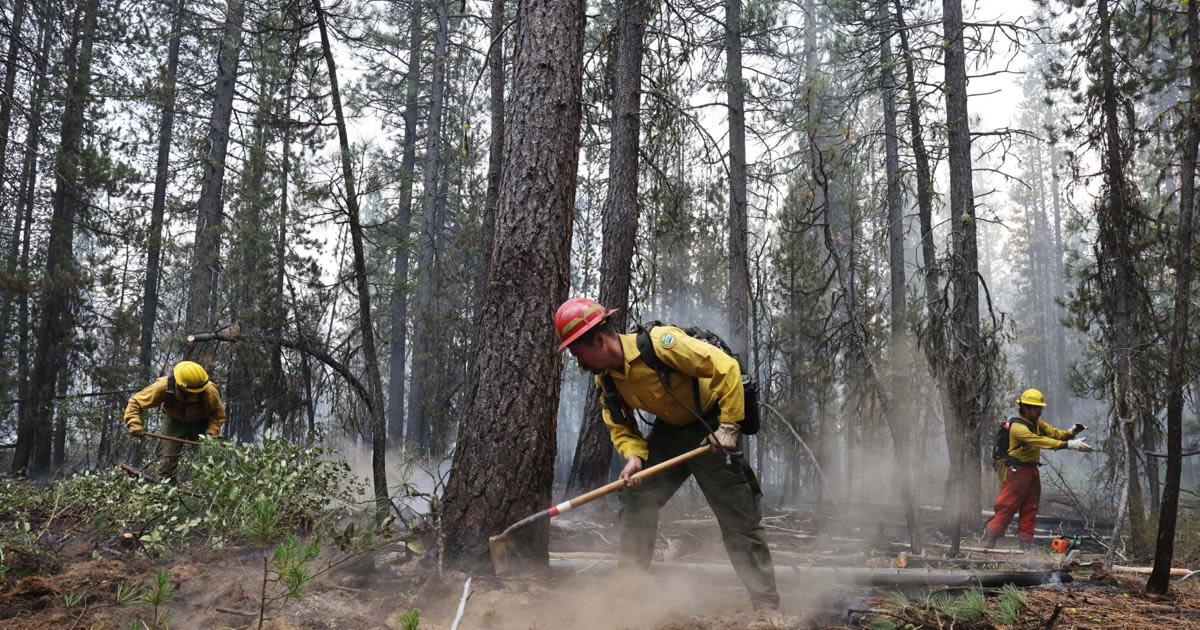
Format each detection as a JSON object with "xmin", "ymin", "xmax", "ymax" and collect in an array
[{"xmin": 985, "ymin": 464, "xmax": 1040, "ymax": 542}]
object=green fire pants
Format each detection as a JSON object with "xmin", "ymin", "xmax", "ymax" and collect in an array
[
  {"xmin": 618, "ymin": 421, "xmax": 780, "ymax": 610},
  {"xmin": 156, "ymin": 415, "xmax": 204, "ymax": 479}
]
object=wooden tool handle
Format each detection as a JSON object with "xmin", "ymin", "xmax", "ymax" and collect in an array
[
  {"xmin": 143, "ymin": 431, "xmax": 199, "ymax": 446},
  {"xmin": 567, "ymin": 445, "xmax": 711, "ymax": 509}
]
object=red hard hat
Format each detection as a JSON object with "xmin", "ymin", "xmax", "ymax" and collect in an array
[{"xmin": 554, "ymin": 298, "xmax": 617, "ymax": 352}]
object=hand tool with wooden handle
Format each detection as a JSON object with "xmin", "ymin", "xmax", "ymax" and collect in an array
[
  {"xmin": 142, "ymin": 431, "xmax": 199, "ymax": 446},
  {"xmin": 488, "ymin": 445, "xmax": 710, "ymax": 574}
]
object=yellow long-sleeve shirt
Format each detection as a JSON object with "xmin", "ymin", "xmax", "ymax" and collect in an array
[
  {"xmin": 124, "ymin": 377, "xmax": 227, "ymax": 436},
  {"xmin": 1006, "ymin": 416, "xmax": 1072, "ymax": 464},
  {"xmin": 596, "ymin": 326, "xmax": 745, "ymax": 460}
]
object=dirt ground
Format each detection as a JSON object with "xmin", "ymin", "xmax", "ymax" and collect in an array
[{"xmin": 3, "ymin": 500, "xmax": 1200, "ymax": 629}]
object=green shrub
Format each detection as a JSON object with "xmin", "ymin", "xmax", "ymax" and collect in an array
[{"xmin": 53, "ymin": 431, "xmax": 363, "ymax": 551}]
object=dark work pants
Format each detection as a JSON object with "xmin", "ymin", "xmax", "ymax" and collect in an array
[
  {"xmin": 156, "ymin": 416, "xmax": 204, "ymax": 479},
  {"xmin": 618, "ymin": 422, "xmax": 780, "ymax": 610}
]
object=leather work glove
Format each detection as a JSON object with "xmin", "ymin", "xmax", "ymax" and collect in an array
[
  {"xmin": 702, "ymin": 422, "xmax": 741, "ymax": 452},
  {"xmin": 206, "ymin": 426, "xmax": 220, "ymax": 438},
  {"xmin": 1070, "ymin": 423, "xmax": 1087, "ymax": 436},
  {"xmin": 1066, "ymin": 438, "xmax": 1094, "ymax": 453},
  {"xmin": 128, "ymin": 420, "xmax": 145, "ymax": 437}
]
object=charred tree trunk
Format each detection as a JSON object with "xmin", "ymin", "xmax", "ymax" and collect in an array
[
  {"xmin": 566, "ymin": 0, "xmax": 649, "ymax": 496},
  {"xmin": 942, "ymin": 0, "xmax": 983, "ymax": 555},
  {"xmin": 138, "ymin": 0, "xmax": 185, "ymax": 377},
  {"xmin": 187, "ymin": 0, "xmax": 246, "ymax": 333},
  {"xmin": 441, "ymin": 0, "xmax": 585, "ymax": 571},
  {"xmin": 879, "ymin": 0, "xmax": 921, "ymax": 555},
  {"xmin": 725, "ymin": 0, "xmax": 749, "ymax": 357},
  {"xmin": 11, "ymin": 0, "xmax": 100, "ymax": 476},
  {"xmin": 407, "ymin": 0, "xmax": 450, "ymax": 457},
  {"xmin": 386, "ymin": 0, "xmax": 424, "ymax": 446},
  {"xmin": 313, "ymin": 0, "xmax": 389, "ymax": 520},
  {"xmin": 1147, "ymin": 0, "xmax": 1199, "ymax": 595}
]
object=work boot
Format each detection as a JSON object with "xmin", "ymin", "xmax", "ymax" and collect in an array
[
  {"xmin": 981, "ymin": 532, "xmax": 999, "ymax": 550},
  {"xmin": 748, "ymin": 607, "xmax": 794, "ymax": 629},
  {"xmin": 1019, "ymin": 539, "xmax": 1033, "ymax": 553}
]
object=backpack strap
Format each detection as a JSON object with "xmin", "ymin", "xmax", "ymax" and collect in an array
[
  {"xmin": 600, "ymin": 373, "xmax": 637, "ymax": 429},
  {"xmin": 163, "ymin": 374, "xmax": 179, "ymax": 410},
  {"xmin": 636, "ymin": 326, "xmax": 707, "ymax": 419},
  {"xmin": 1010, "ymin": 415, "xmax": 1038, "ymax": 435}
]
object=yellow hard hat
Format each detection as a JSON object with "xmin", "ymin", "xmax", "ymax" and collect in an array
[
  {"xmin": 173, "ymin": 361, "xmax": 210, "ymax": 393},
  {"xmin": 1018, "ymin": 388, "xmax": 1047, "ymax": 407}
]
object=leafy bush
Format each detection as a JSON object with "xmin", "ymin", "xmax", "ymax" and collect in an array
[{"xmin": 54, "ymin": 432, "xmax": 363, "ymax": 550}]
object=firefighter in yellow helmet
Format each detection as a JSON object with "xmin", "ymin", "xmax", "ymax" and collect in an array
[
  {"xmin": 983, "ymin": 388, "xmax": 1091, "ymax": 550},
  {"xmin": 124, "ymin": 361, "xmax": 226, "ymax": 478}
]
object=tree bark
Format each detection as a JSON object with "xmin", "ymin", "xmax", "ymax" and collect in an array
[
  {"xmin": 1147, "ymin": 0, "xmax": 1198, "ymax": 595},
  {"xmin": 407, "ymin": 0, "xmax": 450, "ymax": 457},
  {"xmin": 187, "ymin": 0, "xmax": 246, "ymax": 333},
  {"xmin": 0, "ymin": 1, "xmax": 39, "ymax": 380},
  {"xmin": 725, "ymin": 0, "xmax": 749, "ymax": 358},
  {"xmin": 8, "ymin": 7, "xmax": 50, "ymax": 463},
  {"xmin": 0, "ymin": 0, "xmax": 28, "ymax": 227},
  {"xmin": 566, "ymin": 0, "xmax": 649, "ymax": 496},
  {"xmin": 476, "ymin": 0, "xmax": 505, "ymax": 297},
  {"xmin": 1096, "ymin": 0, "xmax": 1148, "ymax": 557},
  {"xmin": 11, "ymin": 0, "xmax": 100, "ymax": 475},
  {"xmin": 942, "ymin": 0, "xmax": 983, "ymax": 555},
  {"xmin": 879, "ymin": 0, "xmax": 921, "ymax": 555},
  {"xmin": 138, "ymin": 0, "xmax": 185, "ymax": 377},
  {"xmin": 441, "ymin": 0, "xmax": 586, "ymax": 571},
  {"xmin": 313, "ymin": 0, "xmax": 389, "ymax": 520},
  {"xmin": 385, "ymin": 0, "xmax": 424, "ymax": 446}
]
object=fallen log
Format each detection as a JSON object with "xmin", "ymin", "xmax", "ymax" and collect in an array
[
  {"xmin": 1111, "ymin": 564, "xmax": 1191, "ymax": 578},
  {"xmin": 548, "ymin": 557, "xmax": 1063, "ymax": 588}
]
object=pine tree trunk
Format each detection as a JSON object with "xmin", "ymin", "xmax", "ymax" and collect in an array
[
  {"xmin": 0, "ymin": 0, "xmax": 27, "ymax": 225},
  {"xmin": 566, "ymin": 0, "xmax": 649, "ymax": 496},
  {"xmin": 407, "ymin": 0, "xmax": 450, "ymax": 457},
  {"xmin": 11, "ymin": 0, "xmax": 100, "ymax": 475},
  {"xmin": 386, "ymin": 0, "xmax": 424, "ymax": 446},
  {"xmin": 1095, "ymin": 0, "xmax": 1148, "ymax": 557},
  {"xmin": 725, "ymin": 0, "xmax": 749, "ymax": 357},
  {"xmin": 0, "ymin": 0, "xmax": 32, "ymax": 382},
  {"xmin": 8, "ymin": 9, "xmax": 49, "ymax": 458},
  {"xmin": 942, "ymin": 0, "xmax": 983, "ymax": 554},
  {"xmin": 271, "ymin": 35, "xmax": 299, "ymax": 433},
  {"xmin": 880, "ymin": 0, "xmax": 921, "ymax": 555},
  {"xmin": 138, "ymin": 0, "xmax": 184, "ymax": 377},
  {"xmin": 1147, "ymin": 0, "xmax": 1198, "ymax": 594},
  {"xmin": 441, "ymin": 0, "xmax": 586, "ymax": 571},
  {"xmin": 187, "ymin": 0, "xmax": 246, "ymax": 333},
  {"xmin": 476, "ymin": 0, "xmax": 505, "ymax": 296},
  {"xmin": 313, "ymin": 0, "xmax": 389, "ymax": 520}
]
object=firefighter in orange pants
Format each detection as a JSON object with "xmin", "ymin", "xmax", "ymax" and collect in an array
[{"xmin": 984, "ymin": 389, "xmax": 1092, "ymax": 550}]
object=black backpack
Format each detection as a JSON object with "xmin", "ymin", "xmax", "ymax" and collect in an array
[
  {"xmin": 992, "ymin": 415, "xmax": 1035, "ymax": 464},
  {"xmin": 599, "ymin": 321, "xmax": 761, "ymax": 435}
]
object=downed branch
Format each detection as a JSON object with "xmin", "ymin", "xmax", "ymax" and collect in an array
[
  {"xmin": 1146, "ymin": 449, "xmax": 1200, "ymax": 458},
  {"xmin": 187, "ymin": 331, "xmax": 373, "ymax": 411}
]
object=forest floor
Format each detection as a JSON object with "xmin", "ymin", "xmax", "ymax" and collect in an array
[{"xmin": 3, "ymin": 494, "xmax": 1200, "ymax": 629}]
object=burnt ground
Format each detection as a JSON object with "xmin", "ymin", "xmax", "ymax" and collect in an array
[{"xmin": 2, "ymin": 496, "xmax": 1199, "ymax": 629}]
